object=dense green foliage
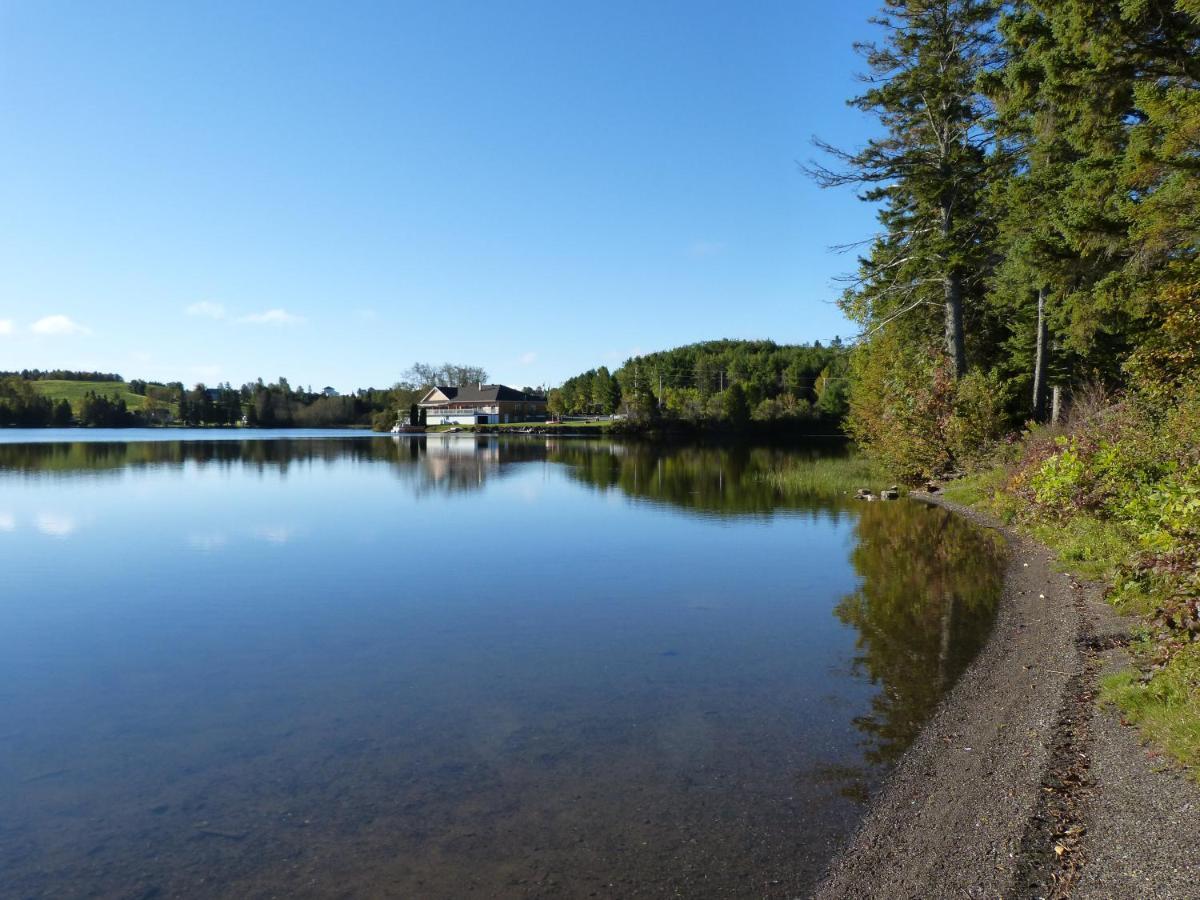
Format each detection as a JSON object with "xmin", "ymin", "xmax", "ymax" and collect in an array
[
  {"xmin": 824, "ymin": 0, "xmax": 1200, "ymax": 772},
  {"xmin": 819, "ymin": 0, "xmax": 1200, "ymax": 479},
  {"xmin": 944, "ymin": 385, "xmax": 1200, "ymax": 772},
  {"xmin": 550, "ymin": 339, "xmax": 850, "ymax": 429}
]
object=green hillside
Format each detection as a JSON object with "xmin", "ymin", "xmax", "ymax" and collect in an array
[{"xmin": 28, "ymin": 380, "xmax": 152, "ymax": 411}]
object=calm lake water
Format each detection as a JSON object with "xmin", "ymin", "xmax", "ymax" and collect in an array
[{"xmin": 0, "ymin": 432, "xmax": 1006, "ymax": 898}]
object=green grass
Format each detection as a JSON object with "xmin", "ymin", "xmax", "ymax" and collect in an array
[
  {"xmin": 28, "ymin": 380, "xmax": 152, "ymax": 412},
  {"xmin": 760, "ymin": 453, "xmax": 886, "ymax": 497},
  {"xmin": 1027, "ymin": 515, "xmax": 1133, "ymax": 582},
  {"xmin": 942, "ymin": 467, "xmax": 1129, "ymax": 581},
  {"xmin": 1101, "ymin": 643, "xmax": 1200, "ymax": 777},
  {"xmin": 950, "ymin": 457, "xmax": 1200, "ymax": 777},
  {"xmin": 940, "ymin": 467, "xmax": 1011, "ymax": 510}
]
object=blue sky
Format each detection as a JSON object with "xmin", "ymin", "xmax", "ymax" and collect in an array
[{"xmin": 1, "ymin": 0, "xmax": 882, "ymax": 391}]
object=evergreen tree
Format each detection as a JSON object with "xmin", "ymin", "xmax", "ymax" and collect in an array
[
  {"xmin": 988, "ymin": 1, "xmax": 1200, "ymax": 400},
  {"xmin": 51, "ymin": 399, "xmax": 72, "ymax": 427},
  {"xmin": 809, "ymin": 0, "xmax": 1003, "ymax": 378}
]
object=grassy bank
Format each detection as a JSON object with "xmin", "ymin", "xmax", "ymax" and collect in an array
[
  {"xmin": 940, "ymin": 388, "xmax": 1200, "ymax": 776},
  {"xmin": 760, "ymin": 452, "xmax": 885, "ymax": 498},
  {"xmin": 28, "ymin": 379, "xmax": 154, "ymax": 412}
]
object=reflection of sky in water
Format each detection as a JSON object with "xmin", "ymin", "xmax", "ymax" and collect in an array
[{"xmin": 0, "ymin": 436, "xmax": 1002, "ymax": 898}]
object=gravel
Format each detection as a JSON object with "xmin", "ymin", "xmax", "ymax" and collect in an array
[
  {"xmin": 1073, "ymin": 644, "xmax": 1200, "ymax": 899},
  {"xmin": 813, "ymin": 494, "xmax": 1200, "ymax": 899}
]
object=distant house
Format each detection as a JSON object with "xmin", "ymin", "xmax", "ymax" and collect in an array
[
  {"xmin": 322, "ymin": 386, "xmax": 338, "ymax": 397},
  {"xmin": 419, "ymin": 384, "xmax": 547, "ymax": 425}
]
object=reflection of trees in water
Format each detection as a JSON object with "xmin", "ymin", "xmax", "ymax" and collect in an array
[
  {"xmin": 0, "ymin": 436, "xmax": 545, "ymax": 494},
  {"xmin": 547, "ymin": 440, "xmax": 853, "ymax": 517},
  {"xmin": 835, "ymin": 501, "xmax": 1005, "ymax": 767},
  {"xmin": 2, "ymin": 435, "xmax": 1004, "ymax": 790},
  {"xmin": 0, "ymin": 438, "xmax": 855, "ymax": 517},
  {"xmin": 0, "ymin": 438, "xmax": 396, "ymax": 476}
]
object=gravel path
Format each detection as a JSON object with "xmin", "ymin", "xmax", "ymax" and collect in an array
[
  {"xmin": 814, "ymin": 495, "xmax": 1200, "ymax": 899},
  {"xmin": 1073, "ymin": 643, "xmax": 1200, "ymax": 899}
]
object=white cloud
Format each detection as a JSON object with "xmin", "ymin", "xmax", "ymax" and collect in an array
[
  {"xmin": 0, "ymin": 320, "xmax": 12, "ymax": 336},
  {"xmin": 238, "ymin": 308, "xmax": 304, "ymax": 326},
  {"xmin": 30, "ymin": 314, "xmax": 90, "ymax": 336},
  {"xmin": 185, "ymin": 301, "xmax": 226, "ymax": 319},
  {"xmin": 35, "ymin": 512, "xmax": 77, "ymax": 538},
  {"xmin": 518, "ymin": 351, "xmax": 537, "ymax": 366},
  {"xmin": 0, "ymin": 512, "xmax": 15, "ymax": 532},
  {"xmin": 687, "ymin": 240, "xmax": 726, "ymax": 258}
]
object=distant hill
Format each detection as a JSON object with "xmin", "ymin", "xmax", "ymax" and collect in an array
[
  {"xmin": 28, "ymin": 380, "xmax": 154, "ymax": 412},
  {"xmin": 549, "ymin": 338, "xmax": 850, "ymax": 427}
]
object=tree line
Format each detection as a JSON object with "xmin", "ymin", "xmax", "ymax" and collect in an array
[
  {"xmin": 549, "ymin": 339, "xmax": 850, "ymax": 428},
  {"xmin": 0, "ymin": 362, "xmax": 494, "ymax": 429},
  {"xmin": 0, "ymin": 379, "xmax": 73, "ymax": 427},
  {"xmin": 0, "ymin": 369, "xmax": 123, "ymax": 383},
  {"xmin": 813, "ymin": 0, "xmax": 1199, "ymax": 474}
]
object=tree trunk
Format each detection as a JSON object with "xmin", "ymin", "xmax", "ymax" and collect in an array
[
  {"xmin": 941, "ymin": 204, "xmax": 967, "ymax": 378},
  {"xmin": 1031, "ymin": 287, "xmax": 1049, "ymax": 421},
  {"xmin": 1051, "ymin": 384, "xmax": 1063, "ymax": 424}
]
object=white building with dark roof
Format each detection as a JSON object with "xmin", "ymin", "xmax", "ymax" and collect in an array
[{"xmin": 418, "ymin": 384, "xmax": 547, "ymax": 425}]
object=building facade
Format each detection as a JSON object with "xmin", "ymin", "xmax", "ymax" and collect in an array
[{"xmin": 418, "ymin": 384, "xmax": 547, "ymax": 425}]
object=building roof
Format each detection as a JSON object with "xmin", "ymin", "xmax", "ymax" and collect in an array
[{"xmin": 421, "ymin": 384, "xmax": 546, "ymax": 405}]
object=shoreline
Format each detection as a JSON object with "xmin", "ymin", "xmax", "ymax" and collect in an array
[
  {"xmin": 815, "ymin": 493, "xmax": 1200, "ymax": 899},
  {"xmin": 815, "ymin": 494, "xmax": 1106, "ymax": 898}
]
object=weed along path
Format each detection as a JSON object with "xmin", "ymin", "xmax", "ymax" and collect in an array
[{"xmin": 815, "ymin": 495, "xmax": 1200, "ymax": 900}]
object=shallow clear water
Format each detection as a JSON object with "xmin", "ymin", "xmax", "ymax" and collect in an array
[{"xmin": 0, "ymin": 433, "xmax": 1005, "ymax": 898}]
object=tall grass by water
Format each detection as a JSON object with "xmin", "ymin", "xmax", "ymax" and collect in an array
[{"xmin": 760, "ymin": 453, "xmax": 886, "ymax": 498}]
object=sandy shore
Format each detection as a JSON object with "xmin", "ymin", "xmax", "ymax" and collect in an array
[{"xmin": 814, "ymin": 494, "xmax": 1200, "ymax": 899}]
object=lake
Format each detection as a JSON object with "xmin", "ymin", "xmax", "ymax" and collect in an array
[{"xmin": 0, "ymin": 432, "xmax": 1006, "ymax": 898}]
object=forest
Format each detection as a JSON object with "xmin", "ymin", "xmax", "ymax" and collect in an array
[
  {"xmin": 806, "ymin": 0, "xmax": 1198, "ymax": 476},
  {"xmin": 817, "ymin": 0, "xmax": 1199, "ymax": 776},
  {"xmin": 549, "ymin": 339, "xmax": 850, "ymax": 428}
]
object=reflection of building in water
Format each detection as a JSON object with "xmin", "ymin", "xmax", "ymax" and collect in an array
[
  {"xmin": 422, "ymin": 437, "xmax": 500, "ymax": 489},
  {"xmin": 403, "ymin": 436, "xmax": 550, "ymax": 495}
]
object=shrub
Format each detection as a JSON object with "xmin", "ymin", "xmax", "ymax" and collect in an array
[
  {"xmin": 946, "ymin": 368, "xmax": 1012, "ymax": 469},
  {"xmin": 847, "ymin": 336, "xmax": 1015, "ymax": 481},
  {"xmin": 845, "ymin": 338, "xmax": 957, "ymax": 480}
]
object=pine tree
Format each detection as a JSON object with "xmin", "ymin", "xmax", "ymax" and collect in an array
[
  {"xmin": 809, "ymin": 0, "xmax": 1003, "ymax": 378},
  {"xmin": 990, "ymin": 1, "xmax": 1200, "ymax": 395},
  {"xmin": 984, "ymin": 2, "xmax": 1081, "ymax": 419}
]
